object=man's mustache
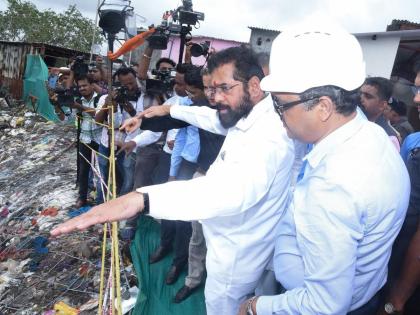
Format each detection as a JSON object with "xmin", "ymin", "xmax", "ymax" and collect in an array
[{"xmin": 216, "ymin": 103, "xmax": 230, "ymax": 111}]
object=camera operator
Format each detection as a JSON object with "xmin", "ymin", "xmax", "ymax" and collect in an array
[
  {"xmin": 95, "ymin": 67, "xmax": 162, "ymax": 204},
  {"xmin": 87, "ymin": 57, "xmax": 109, "ymax": 95},
  {"xmin": 48, "ymin": 69, "xmax": 73, "ymax": 122},
  {"xmin": 137, "ymin": 44, "xmax": 176, "ymax": 81},
  {"xmin": 71, "ymin": 75, "xmax": 102, "ymax": 208},
  {"xmin": 117, "ymin": 50, "xmax": 178, "ymax": 186}
]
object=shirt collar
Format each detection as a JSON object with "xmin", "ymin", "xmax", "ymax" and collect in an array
[
  {"xmin": 305, "ymin": 111, "xmax": 366, "ymax": 169},
  {"xmin": 235, "ymin": 93, "xmax": 274, "ymax": 131},
  {"xmin": 81, "ymin": 91, "xmax": 98, "ymax": 103}
]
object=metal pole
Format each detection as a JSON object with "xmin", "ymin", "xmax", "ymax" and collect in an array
[{"xmin": 90, "ymin": 0, "xmax": 101, "ymax": 62}]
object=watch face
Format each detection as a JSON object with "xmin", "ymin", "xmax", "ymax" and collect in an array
[{"xmin": 384, "ymin": 302, "xmax": 395, "ymax": 314}]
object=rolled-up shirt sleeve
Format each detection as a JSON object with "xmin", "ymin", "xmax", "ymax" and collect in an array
[{"xmin": 257, "ymin": 180, "xmax": 362, "ymax": 315}]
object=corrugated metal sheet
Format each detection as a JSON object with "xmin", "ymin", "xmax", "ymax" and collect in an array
[
  {"xmin": 0, "ymin": 42, "xmax": 40, "ymax": 99},
  {"xmin": 0, "ymin": 41, "xmax": 88, "ymax": 100}
]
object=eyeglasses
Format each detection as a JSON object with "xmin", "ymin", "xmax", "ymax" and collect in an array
[
  {"xmin": 204, "ymin": 83, "xmax": 242, "ymax": 96},
  {"xmin": 411, "ymin": 85, "xmax": 420, "ymax": 95},
  {"xmin": 272, "ymin": 95, "xmax": 319, "ymax": 120}
]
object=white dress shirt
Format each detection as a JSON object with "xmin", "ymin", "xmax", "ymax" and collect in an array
[
  {"xmin": 257, "ymin": 112, "xmax": 410, "ymax": 315},
  {"xmin": 140, "ymin": 94, "xmax": 295, "ymax": 284},
  {"xmin": 79, "ymin": 92, "xmax": 102, "ymax": 144}
]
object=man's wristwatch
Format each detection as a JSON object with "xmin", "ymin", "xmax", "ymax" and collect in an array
[
  {"xmin": 384, "ymin": 302, "xmax": 397, "ymax": 314},
  {"xmin": 246, "ymin": 296, "xmax": 258, "ymax": 315},
  {"xmin": 135, "ymin": 190, "xmax": 150, "ymax": 215}
]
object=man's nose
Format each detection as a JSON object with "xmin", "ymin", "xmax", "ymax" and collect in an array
[
  {"xmin": 213, "ymin": 91, "xmax": 225, "ymax": 104},
  {"xmin": 414, "ymin": 93, "xmax": 420, "ymax": 105}
]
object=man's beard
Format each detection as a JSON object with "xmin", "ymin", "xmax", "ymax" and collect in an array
[{"xmin": 216, "ymin": 92, "xmax": 253, "ymax": 128}]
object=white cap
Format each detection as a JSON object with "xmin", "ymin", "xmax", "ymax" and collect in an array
[{"xmin": 261, "ymin": 22, "xmax": 366, "ymax": 93}]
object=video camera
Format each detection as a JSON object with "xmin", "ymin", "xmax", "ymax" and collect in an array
[
  {"xmin": 71, "ymin": 56, "xmax": 89, "ymax": 79},
  {"xmin": 147, "ymin": 0, "xmax": 204, "ymax": 50},
  {"xmin": 190, "ymin": 41, "xmax": 210, "ymax": 57},
  {"xmin": 113, "ymin": 82, "xmax": 141, "ymax": 104},
  {"xmin": 53, "ymin": 86, "xmax": 81, "ymax": 108},
  {"xmin": 146, "ymin": 69, "xmax": 176, "ymax": 96}
]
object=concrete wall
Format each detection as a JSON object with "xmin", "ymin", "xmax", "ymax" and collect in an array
[
  {"xmin": 161, "ymin": 35, "xmax": 243, "ymax": 66},
  {"xmin": 249, "ymin": 28, "xmax": 280, "ymax": 54}
]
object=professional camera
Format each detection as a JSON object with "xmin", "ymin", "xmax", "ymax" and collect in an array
[
  {"xmin": 190, "ymin": 41, "xmax": 210, "ymax": 57},
  {"xmin": 172, "ymin": 0, "xmax": 204, "ymax": 25},
  {"xmin": 71, "ymin": 56, "xmax": 89, "ymax": 78},
  {"xmin": 113, "ymin": 83, "xmax": 140, "ymax": 104},
  {"xmin": 146, "ymin": 68, "xmax": 176, "ymax": 96},
  {"xmin": 147, "ymin": 0, "xmax": 204, "ymax": 50},
  {"xmin": 53, "ymin": 86, "xmax": 80, "ymax": 107},
  {"xmin": 147, "ymin": 20, "xmax": 182, "ymax": 50}
]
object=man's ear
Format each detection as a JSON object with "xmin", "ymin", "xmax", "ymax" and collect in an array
[
  {"xmin": 317, "ymin": 96, "xmax": 334, "ymax": 122},
  {"xmin": 247, "ymin": 76, "xmax": 262, "ymax": 98},
  {"xmin": 379, "ymin": 100, "xmax": 388, "ymax": 112}
]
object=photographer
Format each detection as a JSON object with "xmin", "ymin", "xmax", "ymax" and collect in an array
[
  {"xmin": 137, "ymin": 44, "xmax": 176, "ymax": 81},
  {"xmin": 87, "ymin": 57, "xmax": 109, "ymax": 95},
  {"xmin": 95, "ymin": 67, "xmax": 162, "ymax": 203},
  {"xmin": 71, "ymin": 75, "xmax": 102, "ymax": 208},
  {"xmin": 117, "ymin": 53, "xmax": 178, "ymax": 190}
]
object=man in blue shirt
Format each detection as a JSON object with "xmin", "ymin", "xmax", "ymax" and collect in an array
[{"xmin": 240, "ymin": 22, "xmax": 410, "ymax": 315}]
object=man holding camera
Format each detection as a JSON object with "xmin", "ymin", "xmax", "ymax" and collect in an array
[
  {"xmin": 95, "ymin": 67, "xmax": 160, "ymax": 202},
  {"xmin": 71, "ymin": 75, "xmax": 102, "ymax": 208}
]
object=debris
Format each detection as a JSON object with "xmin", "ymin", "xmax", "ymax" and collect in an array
[
  {"xmin": 53, "ymin": 301, "xmax": 78, "ymax": 315},
  {"xmin": 0, "ymin": 106, "xmax": 136, "ymax": 314}
]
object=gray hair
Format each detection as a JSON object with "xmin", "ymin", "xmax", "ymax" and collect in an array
[{"xmin": 300, "ymin": 85, "xmax": 360, "ymax": 116}]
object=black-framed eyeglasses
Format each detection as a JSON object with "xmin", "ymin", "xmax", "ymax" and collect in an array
[
  {"xmin": 272, "ymin": 95, "xmax": 319, "ymax": 120},
  {"xmin": 205, "ymin": 83, "xmax": 242, "ymax": 96},
  {"xmin": 411, "ymin": 85, "xmax": 420, "ymax": 96}
]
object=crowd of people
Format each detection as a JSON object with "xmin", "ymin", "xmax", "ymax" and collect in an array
[{"xmin": 49, "ymin": 22, "xmax": 419, "ymax": 315}]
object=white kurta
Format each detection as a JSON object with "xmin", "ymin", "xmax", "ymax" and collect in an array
[{"xmin": 139, "ymin": 94, "xmax": 295, "ymax": 314}]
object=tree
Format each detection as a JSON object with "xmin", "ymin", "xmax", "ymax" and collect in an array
[{"xmin": 0, "ymin": 0, "xmax": 104, "ymax": 52}]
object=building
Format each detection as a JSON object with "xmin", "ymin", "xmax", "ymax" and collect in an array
[
  {"xmin": 0, "ymin": 41, "xmax": 89, "ymax": 100},
  {"xmin": 248, "ymin": 26, "xmax": 280, "ymax": 54},
  {"xmin": 127, "ymin": 34, "xmax": 245, "ymax": 69}
]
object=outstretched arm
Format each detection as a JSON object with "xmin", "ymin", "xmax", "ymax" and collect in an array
[{"xmin": 51, "ymin": 192, "xmax": 145, "ymax": 236}]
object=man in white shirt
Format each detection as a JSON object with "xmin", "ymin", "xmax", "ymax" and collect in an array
[
  {"xmin": 238, "ymin": 23, "xmax": 410, "ymax": 315},
  {"xmin": 69, "ymin": 75, "xmax": 102, "ymax": 208},
  {"xmin": 51, "ymin": 46, "xmax": 295, "ymax": 315}
]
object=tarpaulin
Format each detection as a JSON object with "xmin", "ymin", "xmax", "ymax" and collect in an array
[
  {"xmin": 23, "ymin": 54, "xmax": 60, "ymax": 122},
  {"xmin": 130, "ymin": 216, "xmax": 206, "ymax": 315}
]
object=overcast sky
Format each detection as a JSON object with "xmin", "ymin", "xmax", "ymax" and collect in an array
[{"xmin": 1, "ymin": 0, "xmax": 420, "ymax": 42}]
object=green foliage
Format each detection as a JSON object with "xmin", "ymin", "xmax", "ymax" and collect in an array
[{"xmin": 0, "ymin": 0, "xmax": 104, "ymax": 52}]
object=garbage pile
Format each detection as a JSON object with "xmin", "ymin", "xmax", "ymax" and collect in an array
[{"xmin": 0, "ymin": 105, "xmax": 136, "ymax": 314}]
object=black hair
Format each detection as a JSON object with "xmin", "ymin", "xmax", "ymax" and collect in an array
[
  {"xmin": 184, "ymin": 66, "xmax": 204, "ymax": 90},
  {"xmin": 364, "ymin": 77, "xmax": 393, "ymax": 101},
  {"xmin": 256, "ymin": 52, "xmax": 270, "ymax": 69},
  {"xmin": 389, "ymin": 99, "xmax": 407, "ymax": 116},
  {"xmin": 301, "ymin": 85, "xmax": 360, "ymax": 116},
  {"xmin": 114, "ymin": 67, "xmax": 137, "ymax": 79},
  {"xmin": 76, "ymin": 75, "xmax": 94, "ymax": 85},
  {"xmin": 156, "ymin": 57, "xmax": 176, "ymax": 70},
  {"xmin": 207, "ymin": 46, "xmax": 265, "ymax": 82},
  {"xmin": 176, "ymin": 63, "xmax": 194, "ymax": 75}
]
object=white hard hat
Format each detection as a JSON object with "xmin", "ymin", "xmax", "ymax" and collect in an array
[{"xmin": 261, "ymin": 22, "xmax": 366, "ymax": 93}]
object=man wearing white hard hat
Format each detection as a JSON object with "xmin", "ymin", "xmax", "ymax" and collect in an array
[{"xmin": 239, "ymin": 24, "xmax": 410, "ymax": 315}]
